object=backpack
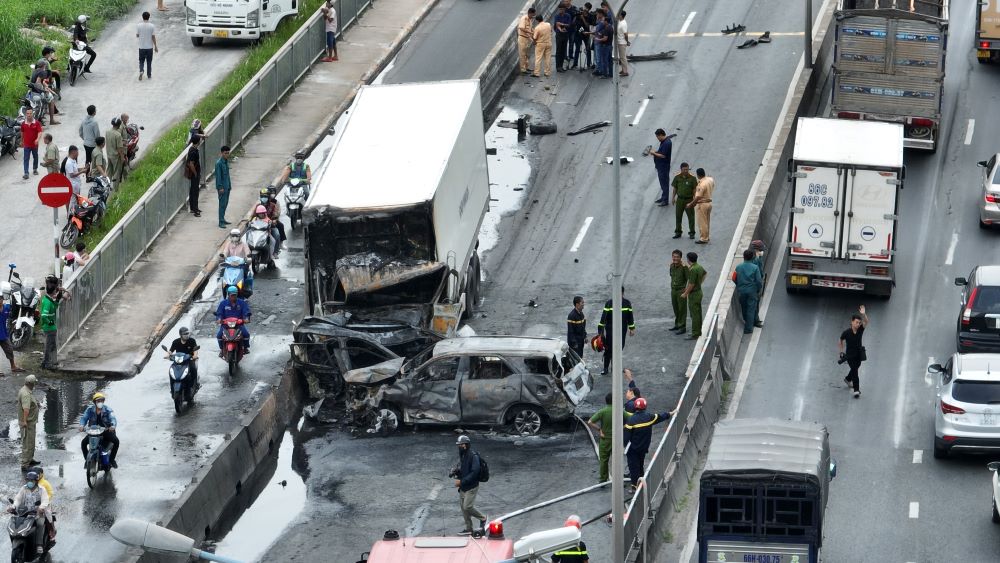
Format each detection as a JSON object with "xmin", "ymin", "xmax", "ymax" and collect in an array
[{"xmin": 477, "ymin": 452, "xmax": 490, "ymax": 482}]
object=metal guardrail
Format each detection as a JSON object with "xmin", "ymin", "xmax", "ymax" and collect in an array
[{"xmin": 56, "ymin": 0, "xmax": 373, "ymax": 350}]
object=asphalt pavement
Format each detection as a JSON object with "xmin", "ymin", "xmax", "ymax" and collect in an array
[
  {"xmin": 669, "ymin": 1, "xmax": 1000, "ymax": 561},
  {"xmin": 248, "ymin": 0, "xmax": 825, "ymax": 560}
]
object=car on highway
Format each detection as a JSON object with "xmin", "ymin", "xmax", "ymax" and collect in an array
[
  {"xmin": 977, "ymin": 155, "xmax": 1000, "ymax": 228},
  {"xmin": 990, "ymin": 461, "xmax": 1000, "ymax": 523},
  {"xmin": 344, "ymin": 336, "xmax": 593, "ymax": 435},
  {"xmin": 955, "ymin": 267, "xmax": 1000, "ymax": 353},
  {"xmin": 930, "ymin": 353, "xmax": 1000, "ymax": 458}
]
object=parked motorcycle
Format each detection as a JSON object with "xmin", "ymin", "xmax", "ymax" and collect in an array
[
  {"xmin": 6, "ymin": 264, "xmax": 38, "ymax": 351},
  {"xmin": 6, "ymin": 499, "xmax": 54, "ymax": 563},
  {"xmin": 18, "ymin": 83, "xmax": 49, "ymax": 124},
  {"xmin": 59, "ymin": 176, "xmax": 110, "ymax": 249},
  {"xmin": 160, "ymin": 344, "xmax": 198, "ymax": 413},
  {"xmin": 0, "ymin": 116, "xmax": 22, "ymax": 159},
  {"xmin": 244, "ymin": 218, "xmax": 274, "ymax": 274},
  {"xmin": 283, "ymin": 177, "xmax": 310, "ymax": 230},
  {"xmin": 125, "ymin": 122, "xmax": 144, "ymax": 164},
  {"xmin": 219, "ymin": 317, "xmax": 246, "ymax": 377},
  {"xmin": 67, "ymin": 40, "xmax": 88, "ymax": 86},
  {"xmin": 219, "ymin": 255, "xmax": 253, "ymax": 299},
  {"xmin": 83, "ymin": 425, "xmax": 114, "ymax": 489}
]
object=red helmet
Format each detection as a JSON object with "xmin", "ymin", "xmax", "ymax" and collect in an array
[
  {"xmin": 590, "ymin": 335, "xmax": 604, "ymax": 352},
  {"xmin": 564, "ymin": 515, "xmax": 582, "ymax": 529},
  {"xmin": 633, "ymin": 398, "xmax": 647, "ymax": 411}
]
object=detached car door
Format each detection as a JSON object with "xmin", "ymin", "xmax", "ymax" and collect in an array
[
  {"xmin": 461, "ymin": 355, "xmax": 522, "ymax": 423},
  {"xmin": 405, "ymin": 356, "xmax": 465, "ymax": 423}
]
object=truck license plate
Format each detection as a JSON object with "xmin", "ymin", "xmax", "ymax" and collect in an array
[
  {"xmin": 812, "ymin": 279, "xmax": 864, "ymax": 291},
  {"xmin": 979, "ymin": 49, "xmax": 990, "ymax": 58},
  {"xmin": 213, "ymin": 29, "xmax": 229, "ymax": 38},
  {"xmin": 789, "ymin": 275, "xmax": 809, "ymax": 286}
]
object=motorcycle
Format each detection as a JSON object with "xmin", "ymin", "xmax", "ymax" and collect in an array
[
  {"xmin": 18, "ymin": 83, "xmax": 50, "ymax": 124},
  {"xmin": 219, "ymin": 255, "xmax": 253, "ymax": 299},
  {"xmin": 160, "ymin": 344, "xmax": 198, "ymax": 414},
  {"xmin": 67, "ymin": 40, "xmax": 87, "ymax": 86},
  {"xmin": 0, "ymin": 116, "xmax": 21, "ymax": 158},
  {"xmin": 6, "ymin": 499, "xmax": 54, "ymax": 563},
  {"xmin": 244, "ymin": 218, "xmax": 275, "ymax": 274},
  {"xmin": 6, "ymin": 264, "xmax": 39, "ymax": 351},
  {"xmin": 59, "ymin": 176, "xmax": 110, "ymax": 249},
  {"xmin": 125, "ymin": 122, "xmax": 144, "ymax": 165},
  {"xmin": 219, "ymin": 317, "xmax": 246, "ymax": 377},
  {"xmin": 283, "ymin": 177, "xmax": 310, "ymax": 230},
  {"xmin": 84, "ymin": 425, "xmax": 114, "ymax": 489}
]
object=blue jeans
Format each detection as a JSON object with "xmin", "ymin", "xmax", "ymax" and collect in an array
[
  {"xmin": 738, "ymin": 290, "xmax": 759, "ymax": 333},
  {"xmin": 23, "ymin": 147, "xmax": 37, "ymax": 175},
  {"xmin": 594, "ymin": 44, "xmax": 608, "ymax": 75}
]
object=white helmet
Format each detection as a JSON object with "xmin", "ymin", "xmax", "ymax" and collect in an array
[
  {"xmin": 230, "ymin": 229, "xmax": 241, "ymax": 237},
  {"xmin": 77, "ymin": 15, "xmax": 89, "ymax": 24}
]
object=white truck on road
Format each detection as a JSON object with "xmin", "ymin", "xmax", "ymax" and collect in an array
[
  {"xmin": 303, "ymin": 80, "xmax": 490, "ymax": 337},
  {"xmin": 184, "ymin": 0, "xmax": 298, "ymax": 46},
  {"xmin": 785, "ymin": 117, "xmax": 904, "ymax": 298}
]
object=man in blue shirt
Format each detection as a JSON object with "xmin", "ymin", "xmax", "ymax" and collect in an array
[
  {"xmin": 734, "ymin": 249, "xmax": 764, "ymax": 333},
  {"xmin": 215, "ymin": 145, "xmax": 232, "ymax": 228},
  {"xmin": 79, "ymin": 392, "xmax": 120, "ymax": 468},
  {"xmin": 650, "ymin": 128, "xmax": 672, "ymax": 205},
  {"xmin": 216, "ymin": 285, "xmax": 251, "ymax": 352},
  {"xmin": 0, "ymin": 284, "xmax": 25, "ymax": 375},
  {"xmin": 592, "ymin": 11, "xmax": 611, "ymax": 77},
  {"xmin": 554, "ymin": 5, "xmax": 573, "ymax": 72}
]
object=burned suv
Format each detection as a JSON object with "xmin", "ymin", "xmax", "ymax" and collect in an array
[{"xmin": 345, "ymin": 336, "xmax": 592, "ymax": 435}]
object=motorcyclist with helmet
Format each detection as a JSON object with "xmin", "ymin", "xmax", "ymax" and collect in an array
[
  {"xmin": 216, "ymin": 286, "xmax": 251, "ymax": 354},
  {"xmin": 9, "ymin": 471, "xmax": 49, "ymax": 559},
  {"xmin": 78, "ymin": 392, "xmax": 120, "ymax": 468},
  {"xmin": 167, "ymin": 327, "xmax": 200, "ymax": 387},
  {"xmin": 221, "ymin": 228, "xmax": 253, "ymax": 293},
  {"xmin": 28, "ymin": 466, "xmax": 56, "ymax": 542},
  {"xmin": 252, "ymin": 203, "xmax": 279, "ymax": 259},
  {"xmin": 258, "ymin": 188, "xmax": 286, "ymax": 255},
  {"xmin": 72, "ymin": 15, "xmax": 97, "ymax": 74},
  {"xmin": 279, "ymin": 150, "xmax": 312, "ymax": 185}
]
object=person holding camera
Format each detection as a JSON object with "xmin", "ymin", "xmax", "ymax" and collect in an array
[
  {"xmin": 451, "ymin": 435, "xmax": 487, "ymax": 536},
  {"xmin": 838, "ymin": 305, "xmax": 869, "ymax": 398}
]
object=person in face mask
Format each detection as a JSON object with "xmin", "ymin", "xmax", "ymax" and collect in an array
[
  {"xmin": 223, "ymin": 228, "xmax": 250, "ymax": 261},
  {"xmin": 280, "ymin": 150, "xmax": 312, "ymax": 185},
  {"xmin": 10, "ymin": 471, "xmax": 49, "ymax": 558},
  {"xmin": 167, "ymin": 327, "xmax": 200, "ymax": 386},
  {"xmin": 78, "ymin": 392, "xmax": 120, "ymax": 468},
  {"xmin": 258, "ymin": 188, "xmax": 285, "ymax": 256},
  {"xmin": 39, "ymin": 276, "xmax": 69, "ymax": 370}
]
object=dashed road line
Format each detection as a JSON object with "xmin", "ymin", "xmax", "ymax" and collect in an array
[
  {"xmin": 631, "ymin": 99, "xmax": 650, "ymax": 127},
  {"xmin": 569, "ymin": 216, "xmax": 594, "ymax": 252},
  {"xmin": 945, "ymin": 231, "xmax": 959, "ymax": 266},
  {"xmin": 965, "ymin": 118, "xmax": 976, "ymax": 145},
  {"xmin": 679, "ymin": 11, "xmax": 697, "ymax": 34},
  {"xmin": 637, "ymin": 31, "xmax": 805, "ymax": 38},
  {"xmin": 909, "ymin": 502, "xmax": 919, "ymax": 519},
  {"xmin": 912, "ymin": 449, "xmax": 923, "ymax": 464}
]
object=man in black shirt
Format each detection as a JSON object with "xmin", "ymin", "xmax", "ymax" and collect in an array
[
  {"xmin": 838, "ymin": 305, "xmax": 868, "ymax": 398},
  {"xmin": 186, "ymin": 136, "xmax": 202, "ymax": 217},
  {"xmin": 566, "ymin": 295, "xmax": 586, "ymax": 358},
  {"xmin": 73, "ymin": 15, "xmax": 97, "ymax": 73},
  {"xmin": 167, "ymin": 327, "xmax": 200, "ymax": 385}
]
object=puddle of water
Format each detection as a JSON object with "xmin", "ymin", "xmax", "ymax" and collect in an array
[
  {"xmin": 479, "ymin": 107, "xmax": 532, "ymax": 258},
  {"xmin": 211, "ymin": 430, "xmax": 306, "ymax": 562}
]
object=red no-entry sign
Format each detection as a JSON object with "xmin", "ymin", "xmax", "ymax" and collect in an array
[{"xmin": 37, "ymin": 173, "xmax": 73, "ymax": 208}]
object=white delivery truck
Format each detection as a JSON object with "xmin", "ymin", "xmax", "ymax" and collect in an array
[
  {"xmin": 303, "ymin": 80, "xmax": 490, "ymax": 337},
  {"xmin": 785, "ymin": 117, "xmax": 905, "ymax": 298},
  {"xmin": 184, "ymin": 0, "xmax": 298, "ymax": 46}
]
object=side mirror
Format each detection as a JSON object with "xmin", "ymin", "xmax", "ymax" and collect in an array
[
  {"xmin": 927, "ymin": 363, "xmax": 944, "ymax": 374},
  {"xmin": 161, "ymin": 344, "xmax": 169, "ymax": 352},
  {"xmin": 988, "ymin": 461, "xmax": 1000, "ymax": 472},
  {"xmin": 219, "ymin": 253, "xmax": 225, "ymax": 259},
  {"xmin": 955, "ymin": 277, "xmax": 968, "ymax": 286},
  {"xmin": 978, "ymin": 160, "xmax": 989, "ymax": 167},
  {"xmin": 829, "ymin": 459, "xmax": 837, "ymax": 480}
]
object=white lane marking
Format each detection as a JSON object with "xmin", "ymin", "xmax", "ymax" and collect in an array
[
  {"xmin": 427, "ymin": 483, "xmax": 443, "ymax": 501},
  {"xmin": 912, "ymin": 449, "xmax": 923, "ymax": 464},
  {"xmin": 909, "ymin": 502, "xmax": 919, "ymax": 519},
  {"xmin": 945, "ymin": 231, "xmax": 959, "ymax": 266},
  {"xmin": 965, "ymin": 119, "xmax": 976, "ymax": 145},
  {"xmin": 631, "ymin": 99, "xmax": 650, "ymax": 127},
  {"xmin": 406, "ymin": 483, "xmax": 444, "ymax": 537},
  {"xmin": 679, "ymin": 11, "xmax": 697, "ymax": 34},
  {"xmin": 569, "ymin": 216, "xmax": 594, "ymax": 252}
]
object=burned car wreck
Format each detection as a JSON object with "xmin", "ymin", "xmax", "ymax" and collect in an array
[{"xmin": 343, "ymin": 336, "xmax": 593, "ymax": 436}]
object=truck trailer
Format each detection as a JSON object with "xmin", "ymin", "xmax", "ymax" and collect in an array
[
  {"xmin": 303, "ymin": 80, "xmax": 489, "ymax": 337},
  {"xmin": 977, "ymin": 0, "xmax": 1000, "ymax": 62},
  {"xmin": 831, "ymin": 0, "xmax": 948, "ymax": 151},
  {"xmin": 785, "ymin": 117, "xmax": 905, "ymax": 298},
  {"xmin": 184, "ymin": 0, "xmax": 298, "ymax": 46}
]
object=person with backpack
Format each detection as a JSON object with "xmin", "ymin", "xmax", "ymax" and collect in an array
[{"xmin": 451, "ymin": 435, "xmax": 488, "ymax": 535}]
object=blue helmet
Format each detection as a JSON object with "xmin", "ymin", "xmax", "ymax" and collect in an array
[{"xmin": 227, "ymin": 286, "xmax": 238, "ymax": 295}]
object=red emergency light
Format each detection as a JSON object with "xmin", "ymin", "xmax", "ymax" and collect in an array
[{"xmin": 487, "ymin": 520, "xmax": 504, "ymax": 539}]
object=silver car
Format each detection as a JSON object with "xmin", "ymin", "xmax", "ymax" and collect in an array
[
  {"xmin": 931, "ymin": 353, "xmax": 1000, "ymax": 458},
  {"xmin": 977, "ymin": 154, "xmax": 1000, "ymax": 228}
]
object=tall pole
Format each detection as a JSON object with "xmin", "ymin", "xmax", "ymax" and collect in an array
[
  {"xmin": 53, "ymin": 208, "xmax": 61, "ymax": 279},
  {"xmin": 804, "ymin": 0, "xmax": 814, "ymax": 68},
  {"xmin": 609, "ymin": 2, "xmax": 625, "ymax": 561}
]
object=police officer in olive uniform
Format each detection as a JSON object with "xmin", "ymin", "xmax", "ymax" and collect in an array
[
  {"xmin": 671, "ymin": 162, "xmax": 698, "ymax": 239},
  {"xmin": 552, "ymin": 515, "xmax": 589, "ymax": 562},
  {"xmin": 669, "ymin": 249, "xmax": 688, "ymax": 334},
  {"xmin": 681, "ymin": 252, "xmax": 707, "ymax": 339},
  {"xmin": 566, "ymin": 296, "xmax": 587, "ymax": 358},
  {"xmin": 597, "ymin": 287, "xmax": 636, "ymax": 376}
]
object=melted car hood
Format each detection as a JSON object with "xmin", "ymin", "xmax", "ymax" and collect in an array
[
  {"xmin": 335, "ymin": 252, "xmax": 446, "ymax": 297},
  {"xmin": 343, "ymin": 357, "xmax": 406, "ymax": 385}
]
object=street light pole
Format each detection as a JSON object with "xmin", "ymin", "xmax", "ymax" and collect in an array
[
  {"xmin": 110, "ymin": 519, "xmax": 245, "ymax": 563},
  {"xmin": 805, "ymin": 0, "xmax": 813, "ymax": 68}
]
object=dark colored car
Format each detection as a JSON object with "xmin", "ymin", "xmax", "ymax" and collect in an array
[{"xmin": 955, "ymin": 265, "xmax": 1000, "ymax": 353}]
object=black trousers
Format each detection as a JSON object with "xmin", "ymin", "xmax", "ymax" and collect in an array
[
  {"xmin": 81, "ymin": 431, "xmax": 120, "ymax": 463},
  {"xmin": 626, "ymin": 448, "xmax": 646, "ymax": 485},
  {"xmin": 602, "ymin": 335, "xmax": 627, "ymax": 373},
  {"xmin": 555, "ymin": 32, "xmax": 570, "ymax": 69},
  {"xmin": 569, "ymin": 340, "xmax": 584, "ymax": 359},
  {"xmin": 83, "ymin": 46, "xmax": 96, "ymax": 71},
  {"xmin": 845, "ymin": 358, "xmax": 862, "ymax": 392},
  {"xmin": 84, "ymin": 145, "xmax": 94, "ymax": 165},
  {"xmin": 188, "ymin": 174, "xmax": 201, "ymax": 212}
]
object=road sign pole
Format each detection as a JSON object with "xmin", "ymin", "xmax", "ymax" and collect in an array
[
  {"xmin": 53, "ymin": 208, "xmax": 60, "ymax": 278},
  {"xmin": 36, "ymin": 173, "xmax": 74, "ymax": 279}
]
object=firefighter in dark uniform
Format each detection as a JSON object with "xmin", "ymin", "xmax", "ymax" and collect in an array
[
  {"xmin": 623, "ymin": 398, "xmax": 674, "ymax": 491},
  {"xmin": 551, "ymin": 515, "xmax": 589, "ymax": 562},
  {"xmin": 596, "ymin": 287, "xmax": 636, "ymax": 376},
  {"xmin": 566, "ymin": 295, "xmax": 587, "ymax": 358}
]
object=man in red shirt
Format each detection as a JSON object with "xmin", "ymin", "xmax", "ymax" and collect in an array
[{"xmin": 20, "ymin": 108, "xmax": 43, "ymax": 180}]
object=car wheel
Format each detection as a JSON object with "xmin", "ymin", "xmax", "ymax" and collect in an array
[
  {"xmin": 993, "ymin": 494, "xmax": 1000, "ymax": 523},
  {"xmin": 933, "ymin": 440, "xmax": 948, "ymax": 459},
  {"xmin": 509, "ymin": 405, "xmax": 544, "ymax": 435},
  {"xmin": 375, "ymin": 404, "xmax": 402, "ymax": 436}
]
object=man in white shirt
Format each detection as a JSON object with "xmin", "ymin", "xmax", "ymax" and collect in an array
[
  {"xmin": 65, "ymin": 145, "xmax": 88, "ymax": 213},
  {"xmin": 616, "ymin": 10, "xmax": 630, "ymax": 76},
  {"xmin": 321, "ymin": 1, "xmax": 339, "ymax": 62},
  {"xmin": 136, "ymin": 11, "xmax": 158, "ymax": 81}
]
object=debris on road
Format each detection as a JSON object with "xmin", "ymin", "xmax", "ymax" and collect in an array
[
  {"xmin": 567, "ymin": 121, "xmax": 611, "ymax": 136},
  {"xmin": 722, "ymin": 23, "xmax": 746, "ymax": 34},
  {"xmin": 604, "ymin": 156, "xmax": 635, "ymax": 165},
  {"xmin": 529, "ymin": 122, "xmax": 557, "ymax": 135},
  {"xmin": 626, "ymin": 51, "xmax": 677, "ymax": 62},
  {"xmin": 737, "ymin": 39, "xmax": 758, "ymax": 49}
]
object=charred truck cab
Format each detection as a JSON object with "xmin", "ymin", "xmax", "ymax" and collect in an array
[
  {"xmin": 303, "ymin": 80, "xmax": 489, "ymax": 337},
  {"xmin": 698, "ymin": 419, "xmax": 836, "ymax": 563}
]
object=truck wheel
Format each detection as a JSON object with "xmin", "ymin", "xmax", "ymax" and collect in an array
[{"xmin": 191, "ymin": 37, "xmax": 204, "ymax": 47}]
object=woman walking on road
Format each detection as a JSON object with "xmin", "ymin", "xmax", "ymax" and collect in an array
[{"xmin": 838, "ymin": 305, "xmax": 869, "ymax": 398}]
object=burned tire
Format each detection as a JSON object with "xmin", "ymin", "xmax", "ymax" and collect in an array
[
  {"xmin": 529, "ymin": 122, "xmax": 557, "ymax": 135},
  {"xmin": 374, "ymin": 404, "xmax": 402, "ymax": 436},
  {"xmin": 509, "ymin": 405, "xmax": 544, "ymax": 435}
]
